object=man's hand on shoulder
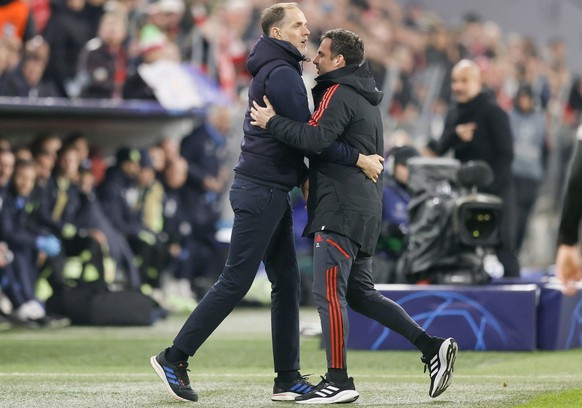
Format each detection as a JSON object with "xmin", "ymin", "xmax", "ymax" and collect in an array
[{"xmin": 250, "ymin": 96, "xmax": 277, "ymax": 129}]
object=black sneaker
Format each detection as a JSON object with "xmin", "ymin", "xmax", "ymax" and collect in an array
[
  {"xmin": 295, "ymin": 376, "xmax": 359, "ymax": 404},
  {"xmin": 150, "ymin": 349, "xmax": 198, "ymax": 402},
  {"xmin": 272, "ymin": 373, "xmax": 315, "ymax": 401},
  {"xmin": 422, "ymin": 337, "xmax": 458, "ymax": 398}
]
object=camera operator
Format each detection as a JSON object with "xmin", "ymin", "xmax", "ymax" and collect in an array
[{"xmin": 425, "ymin": 59, "xmax": 519, "ymax": 278}]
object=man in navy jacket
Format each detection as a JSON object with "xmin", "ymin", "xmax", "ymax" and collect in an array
[{"xmin": 150, "ymin": 3, "xmax": 384, "ymax": 403}]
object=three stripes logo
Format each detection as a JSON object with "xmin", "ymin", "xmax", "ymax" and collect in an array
[
  {"xmin": 314, "ymin": 384, "xmax": 340, "ymax": 398},
  {"xmin": 290, "ymin": 382, "xmax": 313, "ymax": 395}
]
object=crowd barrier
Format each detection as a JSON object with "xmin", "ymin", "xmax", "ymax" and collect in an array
[{"xmin": 347, "ymin": 281, "xmax": 582, "ymax": 351}]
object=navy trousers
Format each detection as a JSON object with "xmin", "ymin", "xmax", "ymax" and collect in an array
[{"xmin": 173, "ymin": 176, "xmax": 301, "ymax": 373}]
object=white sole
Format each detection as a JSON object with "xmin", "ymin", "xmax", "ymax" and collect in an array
[
  {"xmin": 430, "ymin": 338, "xmax": 458, "ymax": 398},
  {"xmin": 150, "ymin": 355, "xmax": 193, "ymax": 402},
  {"xmin": 272, "ymin": 392, "xmax": 301, "ymax": 401},
  {"xmin": 296, "ymin": 390, "xmax": 359, "ymax": 404}
]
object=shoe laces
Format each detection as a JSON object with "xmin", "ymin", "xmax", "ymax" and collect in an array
[
  {"xmin": 296, "ymin": 373, "xmax": 313, "ymax": 386},
  {"xmin": 174, "ymin": 361, "xmax": 191, "ymax": 386},
  {"xmin": 313, "ymin": 376, "xmax": 330, "ymax": 391}
]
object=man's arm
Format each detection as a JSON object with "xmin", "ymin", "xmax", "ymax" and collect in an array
[
  {"xmin": 426, "ymin": 108, "xmax": 458, "ymax": 156},
  {"xmin": 254, "ymin": 87, "xmax": 384, "ymax": 180},
  {"xmin": 251, "ymin": 86, "xmax": 350, "ymax": 153},
  {"xmin": 319, "ymin": 143, "xmax": 384, "ymax": 182},
  {"xmin": 555, "ymin": 132, "xmax": 582, "ymax": 294}
]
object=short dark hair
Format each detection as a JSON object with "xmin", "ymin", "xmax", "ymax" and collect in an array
[
  {"xmin": 322, "ymin": 28, "xmax": 364, "ymax": 66},
  {"xmin": 260, "ymin": 2, "xmax": 298, "ymax": 36}
]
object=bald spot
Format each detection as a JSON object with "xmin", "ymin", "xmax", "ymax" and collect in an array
[{"xmin": 452, "ymin": 59, "xmax": 481, "ymax": 81}]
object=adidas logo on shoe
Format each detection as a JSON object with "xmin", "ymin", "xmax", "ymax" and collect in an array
[
  {"xmin": 295, "ymin": 376, "xmax": 359, "ymax": 404},
  {"xmin": 422, "ymin": 337, "xmax": 458, "ymax": 398}
]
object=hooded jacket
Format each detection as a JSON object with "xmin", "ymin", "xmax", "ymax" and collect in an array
[
  {"xmin": 236, "ymin": 35, "xmax": 358, "ymax": 191},
  {"xmin": 234, "ymin": 35, "xmax": 311, "ymax": 190},
  {"xmin": 266, "ymin": 63, "xmax": 384, "ymax": 255}
]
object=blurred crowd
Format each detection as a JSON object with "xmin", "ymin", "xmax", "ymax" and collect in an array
[
  {"xmin": 2, "ymin": 0, "xmax": 582, "ymax": 326},
  {"xmin": 0, "ymin": 106, "xmax": 234, "ymax": 327}
]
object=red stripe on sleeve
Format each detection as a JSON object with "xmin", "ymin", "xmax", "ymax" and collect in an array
[{"xmin": 308, "ymin": 84, "xmax": 340, "ymax": 126}]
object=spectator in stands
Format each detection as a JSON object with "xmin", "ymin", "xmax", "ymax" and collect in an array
[
  {"xmin": 98, "ymin": 146, "xmax": 164, "ymax": 295},
  {"xmin": 30, "ymin": 132, "xmax": 61, "ymax": 158},
  {"xmin": 147, "ymin": 143, "xmax": 166, "ymax": 178},
  {"xmin": 76, "ymin": 159, "xmax": 140, "ymax": 289},
  {"xmin": 509, "ymin": 84, "xmax": 548, "ymax": 251},
  {"xmin": 42, "ymin": 0, "xmax": 91, "ymax": 97},
  {"xmin": 0, "ymin": 159, "xmax": 63, "ymax": 327},
  {"xmin": 426, "ymin": 59, "xmax": 519, "ymax": 277},
  {"xmin": 76, "ymin": 11, "xmax": 128, "ymax": 99},
  {"xmin": 0, "ymin": 47, "xmax": 58, "ymax": 97},
  {"xmin": 13, "ymin": 144, "xmax": 32, "ymax": 161},
  {"xmin": 63, "ymin": 131, "xmax": 90, "ymax": 164},
  {"xmin": 30, "ymin": 133, "xmax": 60, "ymax": 188},
  {"xmin": 135, "ymin": 149, "xmax": 169, "ymax": 295},
  {"xmin": 39, "ymin": 143, "xmax": 107, "ymax": 294},
  {"xmin": 122, "ymin": 27, "xmax": 167, "ymax": 100}
]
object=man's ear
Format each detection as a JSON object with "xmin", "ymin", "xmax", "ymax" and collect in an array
[{"xmin": 270, "ymin": 27, "xmax": 281, "ymax": 39}]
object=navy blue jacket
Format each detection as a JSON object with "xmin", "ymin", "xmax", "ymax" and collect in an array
[{"xmin": 236, "ymin": 35, "xmax": 358, "ymax": 191}]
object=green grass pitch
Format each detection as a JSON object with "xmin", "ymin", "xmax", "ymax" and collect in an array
[{"xmin": 1, "ymin": 307, "xmax": 581, "ymax": 407}]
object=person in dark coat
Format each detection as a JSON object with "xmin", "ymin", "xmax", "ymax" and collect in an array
[
  {"xmin": 38, "ymin": 144, "xmax": 106, "ymax": 293},
  {"xmin": 42, "ymin": 0, "xmax": 91, "ymax": 97},
  {"xmin": 150, "ymin": 4, "xmax": 384, "ymax": 404},
  {"xmin": 98, "ymin": 147, "xmax": 168, "ymax": 293},
  {"xmin": 0, "ymin": 50, "xmax": 58, "ymax": 97},
  {"xmin": 426, "ymin": 59, "xmax": 519, "ymax": 277},
  {"xmin": 76, "ymin": 11, "xmax": 128, "ymax": 99},
  {"xmin": 251, "ymin": 28, "xmax": 457, "ymax": 403},
  {"xmin": 77, "ymin": 159, "xmax": 140, "ymax": 290},
  {"xmin": 0, "ymin": 159, "xmax": 62, "ymax": 326}
]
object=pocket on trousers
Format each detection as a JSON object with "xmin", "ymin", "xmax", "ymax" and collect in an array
[{"xmin": 230, "ymin": 179, "xmax": 274, "ymax": 216}]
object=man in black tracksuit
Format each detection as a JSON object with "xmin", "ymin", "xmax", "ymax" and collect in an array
[
  {"xmin": 150, "ymin": 4, "xmax": 383, "ymax": 403},
  {"xmin": 251, "ymin": 28, "xmax": 458, "ymax": 404}
]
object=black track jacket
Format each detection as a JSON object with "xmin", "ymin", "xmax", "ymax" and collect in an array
[{"xmin": 266, "ymin": 63, "xmax": 384, "ymax": 255}]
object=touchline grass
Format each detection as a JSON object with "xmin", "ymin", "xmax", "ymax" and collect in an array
[{"xmin": 1, "ymin": 307, "xmax": 581, "ymax": 407}]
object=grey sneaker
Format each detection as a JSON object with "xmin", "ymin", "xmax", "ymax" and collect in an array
[{"xmin": 150, "ymin": 349, "xmax": 198, "ymax": 402}]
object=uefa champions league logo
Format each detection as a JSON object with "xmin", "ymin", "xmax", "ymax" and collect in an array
[{"xmin": 369, "ymin": 291, "xmax": 507, "ymax": 351}]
